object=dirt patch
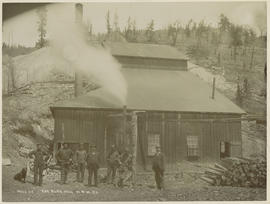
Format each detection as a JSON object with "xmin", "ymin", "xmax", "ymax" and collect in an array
[{"xmin": 2, "ymin": 165, "xmax": 266, "ymax": 201}]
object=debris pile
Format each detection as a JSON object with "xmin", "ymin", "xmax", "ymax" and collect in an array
[
  {"xmin": 201, "ymin": 157, "xmax": 266, "ymax": 188},
  {"xmin": 43, "ymin": 169, "xmax": 61, "ymax": 181}
]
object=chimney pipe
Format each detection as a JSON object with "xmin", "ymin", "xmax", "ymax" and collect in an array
[
  {"xmin": 122, "ymin": 105, "xmax": 127, "ymax": 147},
  {"xmin": 212, "ymin": 77, "xmax": 216, "ymax": 99},
  {"xmin": 75, "ymin": 3, "xmax": 83, "ymax": 24},
  {"xmin": 74, "ymin": 3, "xmax": 83, "ymax": 97}
]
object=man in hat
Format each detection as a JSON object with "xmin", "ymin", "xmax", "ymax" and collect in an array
[
  {"xmin": 28, "ymin": 143, "xmax": 47, "ymax": 186},
  {"xmin": 86, "ymin": 145, "xmax": 100, "ymax": 187},
  {"xmin": 106, "ymin": 144, "xmax": 120, "ymax": 184},
  {"xmin": 56, "ymin": 143, "xmax": 73, "ymax": 184},
  {"xmin": 75, "ymin": 143, "xmax": 87, "ymax": 182},
  {"xmin": 152, "ymin": 145, "xmax": 165, "ymax": 190}
]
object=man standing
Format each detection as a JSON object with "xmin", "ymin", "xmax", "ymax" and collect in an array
[
  {"xmin": 75, "ymin": 143, "xmax": 87, "ymax": 183},
  {"xmin": 152, "ymin": 146, "xmax": 165, "ymax": 190},
  {"xmin": 86, "ymin": 145, "xmax": 100, "ymax": 187},
  {"xmin": 56, "ymin": 143, "xmax": 73, "ymax": 184},
  {"xmin": 106, "ymin": 144, "xmax": 120, "ymax": 184},
  {"xmin": 29, "ymin": 143, "xmax": 47, "ymax": 186}
]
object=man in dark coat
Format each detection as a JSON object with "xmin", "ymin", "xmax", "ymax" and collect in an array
[
  {"xmin": 106, "ymin": 144, "xmax": 120, "ymax": 184},
  {"xmin": 75, "ymin": 143, "xmax": 87, "ymax": 182},
  {"xmin": 86, "ymin": 145, "xmax": 100, "ymax": 187},
  {"xmin": 28, "ymin": 143, "xmax": 47, "ymax": 186},
  {"xmin": 56, "ymin": 143, "xmax": 73, "ymax": 184},
  {"xmin": 152, "ymin": 146, "xmax": 165, "ymax": 190}
]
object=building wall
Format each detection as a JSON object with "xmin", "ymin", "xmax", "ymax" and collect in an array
[
  {"xmin": 53, "ymin": 109, "xmax": 242, "ymax": 169},
  {"xmin": 114, "ymin": 56, "xmax": 188, "ymax": 71},
  {"xmin": 53, "ymin": 109, "xmax": 109, "ymax": 165},
  {"xmin": 136, "ymin": 112, "xmax": 242, "ymax": 170}
]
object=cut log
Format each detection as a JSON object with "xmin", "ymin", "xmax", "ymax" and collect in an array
[
  {"xmin": 209, "ymin": 166, "xmax": 226, "ymax": 173},
  {"xmin": 205, "ymin": 169, "xmax": 223, "ymax": 176},
  {"xmin": 215, "ymin": 163, "xmax": 228, "ymax": 171},
  {"xmin": 200, "ymin": 176, "xmax": 215, "ymax": 185},
  {"xmin": 204, "ymin": 174, "xmax": 218, "ymax": 180}
]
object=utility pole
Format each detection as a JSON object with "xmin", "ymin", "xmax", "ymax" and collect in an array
[
  {"xmin": 107, "ymin": 106, "xmax": 144, "ymax": 176},
  {"xmin": 212, "ymin": 77, "xmax": 216, "ymax": 99},
  {"xmin": 74, "ymin": 3, "xmax": 83, "ymax": 97}
]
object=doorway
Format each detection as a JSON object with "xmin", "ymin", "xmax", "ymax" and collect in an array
[{"xmin": 220, "ymin": 141, "xmax": 230, "ymax": 158}]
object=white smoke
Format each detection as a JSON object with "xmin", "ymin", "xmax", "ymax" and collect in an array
[{"xmin": 48, "ymin": 3, "xmax": 127, "ymax": 105}]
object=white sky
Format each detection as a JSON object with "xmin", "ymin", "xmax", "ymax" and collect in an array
[{"xmin": 3, "ymin": 1, "xmax": 267, "ymax": 47}]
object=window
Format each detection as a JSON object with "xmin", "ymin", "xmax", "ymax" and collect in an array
[
  {"xmin": 148, "ymin": 133, "xmax": 160, "ymax": 156},
  {"xmin": 187, "ymin": 136, "xmax": 199, "ymax": 157}
]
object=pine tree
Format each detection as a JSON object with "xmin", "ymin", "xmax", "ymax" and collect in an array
[{"xmin": 36, "ymin": 6, "xmax": 47, "ymax": 48}]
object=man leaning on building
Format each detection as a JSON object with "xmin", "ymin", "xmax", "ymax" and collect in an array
[{"xmin": 56, "ymin": 143, "xmax": 73, "ymax": 184}]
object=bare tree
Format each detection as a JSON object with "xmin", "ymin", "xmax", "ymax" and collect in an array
[
  {"xmin": 145, "ymin": 19, "xmax": 155, "ymax": 42},
  {"xmin": 184, "ymin": 19, "xmax": 193, "ymax": 38},
  {"xmin": 168, "ymin": 21, "xmax": 181, "ymax": 46},
  {"xmin": 36, "ymin": 6, "xmax": 47, "ymax": 48},
  {"xmin": 229, "ymin": 24, "xmax": 243, "ymax": 61},
  {"xmin": 124, "ymin": 16, "xmax": 133, "ymax": 42},
  {"xmin": 106, "ymin": 10, "xmax": 112, "ymax": 34},
  {"xmin": 113, "ymin": 11, "xmax": 120, "ymax": 32}
]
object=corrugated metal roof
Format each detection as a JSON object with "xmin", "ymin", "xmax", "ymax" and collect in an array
[
  {"xmin": 52, "ymin": 68, "xmax": 245, "ymax": 114},
  {"xmin": 106, "ymin": 42, "xmax": 188, "ymax": 60}
]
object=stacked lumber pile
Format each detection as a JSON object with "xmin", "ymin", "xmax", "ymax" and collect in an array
[{"xmin": 201, "ymin": 157, "xmax": 266, "ymax": 188}]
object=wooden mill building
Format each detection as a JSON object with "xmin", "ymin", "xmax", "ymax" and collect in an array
[{"xmin": 50, "ymin": 42, "xmax": 245, "ymax": 170}]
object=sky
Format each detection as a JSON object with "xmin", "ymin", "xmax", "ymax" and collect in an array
[{"xmin": 3, "ymin": 1, "xmax": 267, "ymax": 47}]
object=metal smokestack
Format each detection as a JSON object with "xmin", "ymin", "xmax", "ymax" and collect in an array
[
  {"xmin": 75, "ymin": 3, "xmax": 83, "ymax": 24},
  {"xmin": 212, "ymin": 77, "xmax": 216, "ymax": 99},
  {"xmin": 74, "ymin": 3, "xmax": 83, "ymax": 97}
]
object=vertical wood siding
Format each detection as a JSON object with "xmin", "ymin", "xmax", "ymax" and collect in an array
[{"xmin": 53, "ymin": 109, "xmax": 242, "ymax": 169}]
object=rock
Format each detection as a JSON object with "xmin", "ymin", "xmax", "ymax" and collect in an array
[
  {"xmin": 19, "ymin": 147, "xmax": 33, "ymax": 157},
  {"xmin": 2, "ymin": 158, "xmax": 12, "ymax": 166}
]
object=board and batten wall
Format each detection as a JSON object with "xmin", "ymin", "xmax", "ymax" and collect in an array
[{"xmin": 52, "ymin": 108, "xmax": 242, "ymax": 169}]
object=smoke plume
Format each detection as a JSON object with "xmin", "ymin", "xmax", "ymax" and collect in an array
[{"xmin": 48, "ymin": 4, "xmax": 127, "ymax": 105}]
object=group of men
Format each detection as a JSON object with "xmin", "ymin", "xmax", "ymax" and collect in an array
[
  {"xmin": 55, "ymin": 143, "xmax": 100, "ymax": 187},
  {"xmin": 28, "ymin": 143, "xmax": 165, "ymax": 190}
]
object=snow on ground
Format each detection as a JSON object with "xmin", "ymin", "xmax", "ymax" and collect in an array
[{"xmin": 188, "ymin": 62, "xmax": 237, "ymax": 95}]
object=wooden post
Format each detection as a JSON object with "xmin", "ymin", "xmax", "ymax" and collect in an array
[
  {"xmin": 131, "ymin": 112, "xmax": 138, "ymax": 183},
  {"xmin": 53, "ymin": 142, "xmax": 58, "ymax": 161},
  {"xmin": 212, "ymin": 77, "xmax": 216, "ymax": 99},
  {"xmin": 123, "ymin": 105, "xmax": 127, "ymax": 147},
  {"xmin": 75, "ymin": 72, "xmax": 83, "ymax": 97},
  {"xmin": 177, "ymin": 114, "xmax": 181, "ymax": 161},
  {"xmin": 104, "ymin": 127, "xmax": 107, "ymax": 162},
  {"xmin": 74, "ymin": 4, "xmax": 84, "ymax": 97},
  {"xmin": 161, "ymin": 113, "xmax": 165, "ymax": 149},
  {"xmin": 249, "ymin": 46, "xmax": 255, "ymax": 70}
]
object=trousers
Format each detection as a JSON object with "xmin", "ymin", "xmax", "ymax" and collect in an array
[
  {"xmin": 34, "ymin": 164, "xmax": 44, "ymax": 186},
  {"xmin": 106, "ymin": 163, "xmax": 117, "ymax": 183},
  {"xmin": 153, "ymin": 167, "xmax": 164, "ymax": 190},
  {"xmin": 76, "ymin": 163, "xmax": 85, "ymax": 182},
  {"xmin": 88, "ymin": 165, "xmax": 98, "ymax": 186},
  {"xmin": 60, "ymin": 163, "xmax": 70, "ymax": 184}
]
